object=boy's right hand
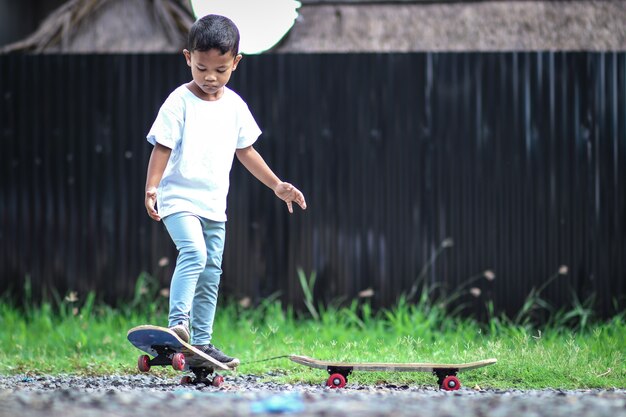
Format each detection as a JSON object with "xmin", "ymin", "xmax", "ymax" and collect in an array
[{"xmin": 145, "ymin": 187, "xmax": 161, "ymax": 221}]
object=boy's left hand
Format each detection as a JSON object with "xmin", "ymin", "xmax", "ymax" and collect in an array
[{"xmin": 274, "ymin": 182, "xmax": 307, "ymax": 213}]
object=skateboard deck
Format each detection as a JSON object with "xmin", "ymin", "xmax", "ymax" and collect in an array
[
  {"xmin": 127, "ymin": 325, "xmax": 230, "ymax": 385},
  {"xmin": 289, "ymin": 355, "xmax": 497, "ymax": 390}
]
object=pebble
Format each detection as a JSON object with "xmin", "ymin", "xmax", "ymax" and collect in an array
[{"xmin": 0, "ymin": 374, "xmax": 624, "ymax": 417}]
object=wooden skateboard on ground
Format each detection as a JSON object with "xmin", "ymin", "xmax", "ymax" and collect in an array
[
  {"xmin": 127, "ymin": 325, "xmax": 231, "ymax": 386},
  {"xmin": 289, "ymin": 355, "xmax": 497, "ymax": 390}
]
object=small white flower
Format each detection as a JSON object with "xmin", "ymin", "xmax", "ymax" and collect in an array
[
  {"xmin": 358, "ymin": 288, "xmax": 375, "ymax": 298},
  {"xmin": 483, "ymin": 270, "xmax": 496, "ymax": 281},
  {"xmin": 239, "ymin": 297, "xmax": 252, "ymax": 308},
  {"xmin": 64, "ymin": 291, "xmax": 78, "ymax": 303},
  {"xmin": 441, "ymin": 238, "xmax": 454, "ymax": 248}
]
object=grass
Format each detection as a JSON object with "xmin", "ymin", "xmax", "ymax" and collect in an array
[{"xmin": 0, "ymin": 271, "xmax": 624, "ymax": 390}]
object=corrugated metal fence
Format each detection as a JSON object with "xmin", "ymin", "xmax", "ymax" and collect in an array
[{"xmin": 1, "ymin": 53, "xmax": 624, "ymax": 318}]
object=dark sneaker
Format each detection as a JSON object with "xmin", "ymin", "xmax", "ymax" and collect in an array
[
  {"xmin": 169, "ymin": 322, "xmax": 190, "ymax": 343},
  {"xmin": 194, "ymin": 344, "xmax": 240, "ymax": 368}
]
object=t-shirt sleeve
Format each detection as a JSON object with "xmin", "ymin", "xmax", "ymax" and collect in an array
[
  {"xmin": 236, "ymin": 102, "xmax": 262, "ymax": 149},
  {"xmin": 146, "ymin": 93, "xmax": 185, "ymax": 149}
]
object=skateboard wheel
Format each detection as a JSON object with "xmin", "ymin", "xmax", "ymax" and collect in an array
[
  {"xmin": 180, "ymin": 376, "xmax": 193, "ymax": 385},
  {"xmin": 327, "ymin": 373, "xmax": 347, "ymax": 389},
  {"xmin": 172, "ymin": 352, "xmax": 186, "ymax": 371},
  {"xmin": 441, "ymin": 375, "xmax": 461, "ymax": 391},
  {"xmin": 212, "ymin": 375, "xmax": 224, "ymax": 387},
  {"xmin": 137, "ymin": 355, "xmax": 151, "ymax": 372}
]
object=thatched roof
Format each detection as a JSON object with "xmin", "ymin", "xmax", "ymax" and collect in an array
[
  {"xmin": 2, "ymin": 0, "xmax": 194, "ymax": 53},
  {"xmin": 276, "ymin": 1, "xmax": 626, "ymax": 52},
  {"xmin": 3, "ymin": 0, "xmax": 625, "ymax": 53}
]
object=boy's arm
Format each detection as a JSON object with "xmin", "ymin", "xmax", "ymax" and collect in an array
[
  {"xmin": 235, "ymin": 145, "xmax": 307, "ymax": 213},
  {"xmin": 145, "ymin": 143, "xmax": 172, "ymax": 221}
]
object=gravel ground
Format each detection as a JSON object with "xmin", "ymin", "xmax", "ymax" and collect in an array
[{"xmin": 1, "ymin": 374, "xmax": 625, "ymax": 417}]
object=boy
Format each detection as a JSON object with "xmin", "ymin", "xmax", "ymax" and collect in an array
[{"xmin": 144, "ymin": 15, "xmax": 306, "ymax": 368}]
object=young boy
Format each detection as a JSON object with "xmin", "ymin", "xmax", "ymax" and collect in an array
[{"xmin": 144, "ymin": 14, "xmax": 306, "ymax": 368}]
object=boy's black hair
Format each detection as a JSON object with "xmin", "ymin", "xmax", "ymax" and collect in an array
[{"xmin": 187, "ymin": 14, "xmax": 240, "ymax": 55}]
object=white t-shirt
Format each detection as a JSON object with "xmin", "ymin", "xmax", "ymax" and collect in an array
[{"xmin": 147, "ymin": 84, "xmax": 261, "ymax": 222}]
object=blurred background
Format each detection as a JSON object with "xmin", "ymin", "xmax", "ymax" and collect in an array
[{"xmin": 0, "ymin": 0, "xmax": 625, "ymax": 320}]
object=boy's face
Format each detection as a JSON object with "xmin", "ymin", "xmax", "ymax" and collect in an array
[{"xmin": 183, "ymin": 48, "xmax": 242, "ymax": 100}]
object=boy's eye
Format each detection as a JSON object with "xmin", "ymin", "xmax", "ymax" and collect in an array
[{"xmin": 217, "ymin": 69, "xmax": 226, "ymax": 74}]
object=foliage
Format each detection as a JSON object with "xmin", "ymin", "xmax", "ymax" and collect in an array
[{"xmin": 0, "ymin": 270, "xmax": 624, "ymax": 389}]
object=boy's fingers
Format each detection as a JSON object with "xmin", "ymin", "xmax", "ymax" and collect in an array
[
  {"xmin": 294, "ymin": 189, "xmax": 306, "ymax": 210},
  {"xmin": 147, "ymin": 207, "xmax": 161, "ymax": 221},
  {"xmin": 145, "ymin": 193, "xmax": 161, "ymax": 221},
  {"xmin": 276, "ymin": 182, "xmax": 306, "ymax": 212}
]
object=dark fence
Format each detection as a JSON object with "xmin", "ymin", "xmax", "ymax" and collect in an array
[{"xmin": 1, "ymin": 52, "xmax": 624, "ymax": 318}]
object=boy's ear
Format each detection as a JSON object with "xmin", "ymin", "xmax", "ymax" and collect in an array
[
  {"xmin": 232, "ymin": 54, "xmax": 243, "ymax": 71},
  {"xmin": 183, "ymin": 49, "xmax": 191, "ymax": 66}
]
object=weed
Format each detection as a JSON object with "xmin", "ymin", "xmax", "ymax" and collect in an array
[{"xmin": 297, "ymin": 268, "xmax": 319, "ymax": 320}]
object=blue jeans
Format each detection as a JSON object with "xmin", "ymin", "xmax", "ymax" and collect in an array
[{"xmin": 163, "ymin": 212, "xmax": 225, "ymax": 345}]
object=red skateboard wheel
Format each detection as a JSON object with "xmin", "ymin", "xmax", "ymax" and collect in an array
[
  {"xmin": 212, "ymin": 375, "xmax": 224, "ymax": 387},
  {"xmin": 172, "ymin": 352, "xmax": 186, "ymax": 371},
  {"xmin": 327, "ymin": 373, "xmax": 347, "ymax": 388},
  {"xmin": 441, "ymin": 375, "xmax": 461, "ymax": 391},
  {"xmin": 137, "ymin": 355, "xmax": 150, "ymax": 372}
]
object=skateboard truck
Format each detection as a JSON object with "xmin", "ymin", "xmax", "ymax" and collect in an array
[
  {"xmin": 326, "ymin": 366, "xmax": 353, "ymax": 388},
  {"xmin": 180, "ymin": 366, "xmax": 224, "ymax": 387},
  {"xmin": 138, "ymin": 345, "xmax": 185, "ymax": 371},
  {"xmin": 434, "ymin": 368, "xmax": 461, "ymax": 391}
]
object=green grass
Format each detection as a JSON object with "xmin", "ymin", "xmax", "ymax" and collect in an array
[{"xmin": 0, "ymin": 282, "xmax": 624, "ymax": 390}]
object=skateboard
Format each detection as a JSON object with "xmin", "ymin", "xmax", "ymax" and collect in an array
[
  {"xmin": 289, "ymin": 355, "xmax": 497, "ymax": 390},
  {"xmin": 127, "ymin": 324, "xmax": 231, "ymax": 386}
]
